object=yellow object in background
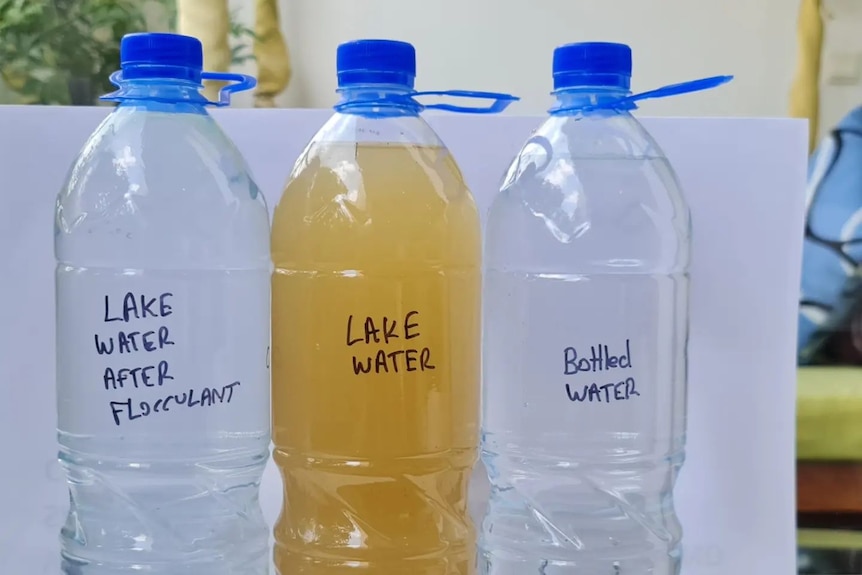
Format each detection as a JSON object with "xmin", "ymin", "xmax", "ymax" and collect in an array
[
  {"xmin": 797, "ymin": 367, "xmax": 862, "ymax": 460},
  {"xmin": 271, "ymin": 141, "xmax": 481, "ymax": 574},
  {"xmin": 789, "ymin": 0, "xmax": 823, "ymax": 152},
  {"xmin": 177, "ymin": 0, "xmax": 291, "ymax": 106},
  {"xmin": 253, "ymin": 0, "xmax": 292, "ymax": 107}
]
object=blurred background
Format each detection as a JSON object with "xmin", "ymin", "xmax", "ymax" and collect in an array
[
  {"xmin": 3, "ymin": 0, "xmax": 862, "ymax": 573},
  {"xmin": 0, "ymin": 0, "xmax": 856, "ymax": 142}
]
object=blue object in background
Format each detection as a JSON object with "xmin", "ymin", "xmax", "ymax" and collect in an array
[{"xmin": 798, "ymin": 107, "xmax": 862, "ymax": 364}]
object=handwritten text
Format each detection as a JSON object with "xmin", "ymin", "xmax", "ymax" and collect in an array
[
  {"xmin": 346, "ymin": 311, "xmax": 436, "ymax": 375},
  {"xmin": 96, "ymin": 291, "xmax": 240, "ymax": 425},
  {"xmin": 562, "ymin": 339, "xmax": 640, "ymax": 403}
]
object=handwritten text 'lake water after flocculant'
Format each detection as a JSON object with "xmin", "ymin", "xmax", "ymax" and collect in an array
[{"xmin": 95, "ymin": 291, "xmax": 240, "ymax": 426}]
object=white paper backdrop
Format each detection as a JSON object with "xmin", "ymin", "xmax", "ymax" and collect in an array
[{"xmin": 0, "ymin": 106, "xmax": 806, "ymax": 575}]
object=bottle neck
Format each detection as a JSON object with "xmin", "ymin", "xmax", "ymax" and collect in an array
[
  {"xmin": 110, "ymin": 78, "xmax": 210, "ymax": 114},
  {"xmin": 550, "ymin": 86, "xmax": 633, "ymax": 117},
  {"xmin": 334, "ymin": 84, "xmax": 421, "ymax": 118}
]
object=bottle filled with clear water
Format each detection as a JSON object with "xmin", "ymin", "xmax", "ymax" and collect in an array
[
  {"xmin": 54, "ymin": 33, "xmax": 271, "ymax": 575},
  {"xmin": 480, "ymin": 42, "xmax": 727, "ymax": 575}
]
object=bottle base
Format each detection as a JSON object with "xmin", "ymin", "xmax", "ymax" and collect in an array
[
  {"xmin": 273, "ymin": 544, "xmax": 475, "ymax": 575},
  {"xmin": 478, "ymin": 548, "xmax": 681, "ymax": 575},
  {"xmin": 61, "ymin": 549, "xmax": 270, "ymax": 575}
]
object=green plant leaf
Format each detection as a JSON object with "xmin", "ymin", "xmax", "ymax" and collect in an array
[{"xmin": 0, "ymin": 0, "xmax": 259, "ymax": 105}]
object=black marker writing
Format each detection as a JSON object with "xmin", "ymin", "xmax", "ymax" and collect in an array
[
  {"xmin": 110, "ymin": 381, "xmax": 241, "ymax": 426},
  {"xmin": 562, "ymin": 340, "xmax": 639, "ymax": 403},
  {"xmin": 564, "ymin": 340, "xmax": 632, "ymax": 374},
  {"xmin": 95, "ymin": 326, "xmax": 174, "ymax": 355},
  {"xmin": 346, "ymin": 311, "xmax": 421, "ymax": 346},
  {"xmin": 96, "ymin": 290, "xmax": 242, "ymax": 425},
  {"xmin": 347, "ymin": 311, "xmax": 434, "ymax": 375},
  {"xmin": 104, "ymin": 292, "xmax": 173, "ymax": 323},
  {"xmin": 351, "ymin": 348, "xmax": 435, "ymax": 375},
  {"xmin": 565, "ymin": 378, "xmax": 640, "ymax": 403},
  {"xmin": 103, "ymin": 361, "xmax": 173, "ymax": 390}
]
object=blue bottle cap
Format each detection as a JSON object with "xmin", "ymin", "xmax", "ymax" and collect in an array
[
  {"xmin": 336, "ymin": 39, "xmax": 416, "ymax": 89},
  {"xmin": 552, "ymin": 42, "xmax": 632, "ymax": 91},
  {"xmin": 119, "ymin": 32, "xmax": 204, "ymax": 83}
]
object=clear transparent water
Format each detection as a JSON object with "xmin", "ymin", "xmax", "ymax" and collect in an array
[
  {"xmin": 480, "ymin": 110, "xmax": 690, "ymax": 575},
  {"xmin": 54, "ymin": 101, "xmax": 271, "ymax": 574}
]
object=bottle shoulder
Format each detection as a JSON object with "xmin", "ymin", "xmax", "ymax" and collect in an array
[
  {"xmin": 486, "ymin": 114, "xmax": 690, "ymax": 273},
  {"xmin": 55, "ymin": 109, "xmax": 269, "ymax": 265},
  {"xmin": 57, "ymin": 109, "xmax": 267, "ymax": 221},
  {"xmin": 309, "ymin": 111, "xmax": 447, "ymax": 147},
  {"xmin": 272, "ymin": 140, "xmax": 480, "ymax": 268},
  {"xmin": 274, "ymin": 139, "xmax": 478, "ymax": 218}
]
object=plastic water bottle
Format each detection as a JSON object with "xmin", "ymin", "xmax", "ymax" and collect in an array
[
  {"xmin": 270, "ymin": 39, "xmax": 516, "ymax": 575},
  {"xmin": 54, "ymin": 33, "xmax": 271, "ymax": 574},
  {"xmin": 480, "ymin": 42, "xmax": 729, "ymax": 575}
]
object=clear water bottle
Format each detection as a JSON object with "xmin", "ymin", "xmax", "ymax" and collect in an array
[
  {"xmin": 480, "ymin": 42, "xmax": 728, "ymax": 575},
  {"xmin": 54, "ymin": 33, "xmax": 271, "ymax": 574}
]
